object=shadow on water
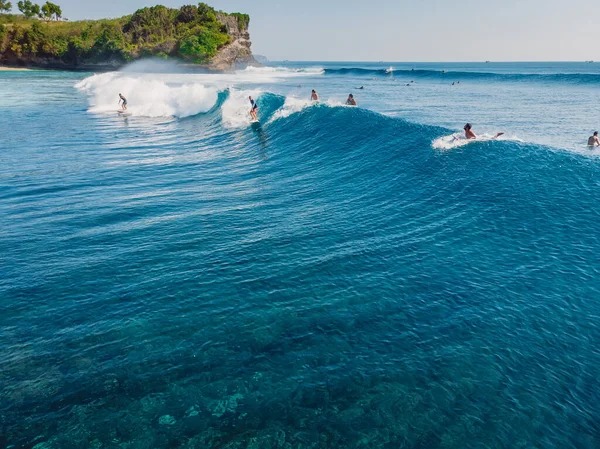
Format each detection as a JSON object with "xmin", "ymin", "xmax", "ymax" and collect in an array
[{"xmin": 251, "ymin": 121, "xmax": 269, "ymax": 154}]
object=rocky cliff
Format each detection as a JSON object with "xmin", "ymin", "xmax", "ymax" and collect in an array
[
  {"xmin": 209, "ymin": 13, "xmax": 256, "ymax": 70},
  {"xmin": 0, "ymin": 3, "xmax": 258, "ymax": 71}
]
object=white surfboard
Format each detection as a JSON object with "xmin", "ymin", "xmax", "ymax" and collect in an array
[{"xmin": 432, "ymin": 133, "xmax": 505, "ymax": 150}]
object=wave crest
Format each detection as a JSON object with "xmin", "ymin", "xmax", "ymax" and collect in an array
[{"xmin": 75, "ymin": 72, "xmax": 218, "ymax": 118}]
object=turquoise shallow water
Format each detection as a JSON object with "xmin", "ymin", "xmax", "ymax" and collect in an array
[{"xmin": 2, "ymin": 62, "xmax": 600, "ymax": 449}]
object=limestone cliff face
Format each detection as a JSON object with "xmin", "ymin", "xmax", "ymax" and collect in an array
[{"xmin": 209, "ymin": 13, "xmax": 258, "ymax": 71}]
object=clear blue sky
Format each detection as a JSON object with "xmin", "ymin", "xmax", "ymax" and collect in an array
[{"xmin": 23, "ymin": 0, "xmax": 599, "ymax": 61}]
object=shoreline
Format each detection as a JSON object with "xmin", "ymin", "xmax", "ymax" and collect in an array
[{"xmin": 0, "ymin": 66, "xmax": 33, "ymax": 71}]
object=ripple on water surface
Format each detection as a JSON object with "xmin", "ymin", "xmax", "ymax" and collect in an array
[{"xmin": 1, "ymin": 68, "xmax": 600, "ymax": 449}]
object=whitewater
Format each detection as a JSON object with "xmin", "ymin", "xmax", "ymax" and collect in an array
[
  {"xmin": 71, "ymin": 60, "xmax": 600, "ymax": 152},
  {"xmin": 2, "ymin": 61, "xmax": 600, "ymax": 449}
]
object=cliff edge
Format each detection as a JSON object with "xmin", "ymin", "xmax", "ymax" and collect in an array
[
  {"xmin": 0, "ymin": 3, "xmax": 258, "ymax": 71},
  {"xmin": 209, "ymin": 13, "xmax": 255, "ymax": 70}
]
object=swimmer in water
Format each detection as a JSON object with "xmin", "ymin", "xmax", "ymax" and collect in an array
[
  {"xmin": 464, "ymin": 123, "xmax": 504, "ymax": 140},
  {"xmin": 311, "ymin": 89, "xmax": 319, "ymax": 101},
  {"xmin": 345, "ymin": 94, "xmax": 357, "ymax": 106},
  {"xmin": 588, "ymin": 131, "xmax": 600, "ymax": 146}
]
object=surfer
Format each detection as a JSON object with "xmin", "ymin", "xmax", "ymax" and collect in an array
[
  {"xmin": 311, "ymin": 90, "xmax": 319, "ymax": 101},
  {"xmin": 464, "ymin": 123, "xmax": 504, "ymax": 140},
  {"xmin": 249, "ymin": 96, "xmax": 258, "ymax": 121},
  {"xmin": 587, "ymin": 131, "xmax": 600, "ymax": 146},
  {"xmin": 345, "ymin": 94, "xmax": 357, "ymax": 106},
  {"xmin": 118, "ymin": 93, "xmax": 127, "ymax": 111}
]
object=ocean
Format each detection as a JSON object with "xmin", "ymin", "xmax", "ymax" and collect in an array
[{"xmin": 2, "ymin": 61, "xmax": 600, "ymax": 449}]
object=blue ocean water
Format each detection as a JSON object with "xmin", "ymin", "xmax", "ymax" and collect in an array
[{"xmin": 2, "ymin": 61, "xmax": 600, "ymax": 449}]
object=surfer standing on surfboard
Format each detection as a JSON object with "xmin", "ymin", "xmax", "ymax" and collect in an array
[
  {"xmin": 464, "ymin": 123, "xmax": 503, "ymax": 140},
  {"xmin": 249, "ymin": 96, "xmax": 258, "ymax": 121},
  {"xmin": 118, "ymin": 93, "xmax": 127, "ymax": 111}
]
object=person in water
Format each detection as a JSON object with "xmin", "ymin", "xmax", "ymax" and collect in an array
[
  {"xmin": 311, "ymin": 90, "xmax": 319, "ymax": 101},
  {"xmin": 588, "ymin": 131, "xmax": 600, "ymax": 146},
  {"xmin": 118, "ymin": 93, "xmax": 127, "ymax": 111},
  {"xmin": 249, "ymin": 96, "xmax": 258, "ymax": 121},
  {"xmin": 346, "ymin": 94, "xmax": 357, "ymax": 106},
  {"xmin": 464, "ymin": 123, "xmax": 504, "ymax": 140}
]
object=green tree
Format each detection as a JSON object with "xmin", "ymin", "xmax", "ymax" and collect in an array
[
  {"xmin": 0, "ymin": 0, "xmax": 12, "ymax": 13},
  {"xmin": 178, "ymin": 25, "xmax": 229, "ymax": 62},
  {"xmin": 17, "ymin": 0, "xmax": 40, "ymax": 18},
  {"xmin": 40, "ymin": 1, "xmax": 60, "ymax": 20},
  {"xmin": 40, "ymin": 1, "xmax": 49, "ymax": 19},
  {"xmin": 177, "ymin": 5, "xmax": 197, "ymax": 23},
  {"xmin": 197, "ymin": 2, "xmax": 216, "ymax": 21}
]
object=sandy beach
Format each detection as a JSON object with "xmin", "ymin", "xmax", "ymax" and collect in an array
[{"xmin": 0, "ymin": 66, "xmax": 32, "ymax": 71}]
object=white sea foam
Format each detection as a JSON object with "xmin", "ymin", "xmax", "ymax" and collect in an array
[
  {"xmin": 221, "ymin": 88, "xmax": 262, "ymax": 129},
  {"xmin": 269, "ymin": 97, "xmax": 316, "ymax": 121},
  {"xmin": 75, "ymin": 71, "xmax": 218, "ymax": 118},
  {"xmin": 432, "ymin": 133, "xmax": 522, "ymax": 150},
  {"xmin": 75, "ymin": 61, "xmax": 324, "ymax": 118},
  {"xmin": 238, "ymin": 66, "xmax": 325, "ymax": 76}
]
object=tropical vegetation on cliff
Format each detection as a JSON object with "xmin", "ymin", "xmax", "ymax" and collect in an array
[{"xmin": 0, "ymin": 2, "xmax": 250, "ymax": 66}]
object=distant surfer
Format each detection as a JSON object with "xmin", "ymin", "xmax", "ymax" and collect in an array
[
  {"xmin": 311, "ymin": 89, "xmax": 319, "ymax": 101},
  {"xmin": 118, "ymin": 93, "xmax": 127, "ymax": 111},
  {"xmin": 345, "ymin": 94, "xmax": 357, "ymax": 106},
  {"xmin": 588, "ymin": 131, "xmax": 600, "ymax": 146},
  {"xmin": 464, "ymin": 123, "xmax": 504, "ymax": 140},
  {"xmin": 249, "ymin": 96, "xmax": 258, "ymax": 121}
]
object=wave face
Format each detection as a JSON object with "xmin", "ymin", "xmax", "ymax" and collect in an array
[{"xmin": 3, "ymin": 62, "xmax": 600, "ymax": 449}]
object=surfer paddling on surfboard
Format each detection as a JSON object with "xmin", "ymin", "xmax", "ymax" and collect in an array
[
  {"xmin": 464, "ymin": 123, "xmax": 503, "ymax": 140},
  {"xmin": 118, "ymin": 93, "xmax": 128, "ymax": 112},
  {"xmin": 249, "ymin": 96, "xmax": 259, "ymax": 122}
]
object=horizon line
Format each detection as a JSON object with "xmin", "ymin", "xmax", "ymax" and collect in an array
[{"xmin": 264, "ymin": 60, "xmax": 597, "ymax": 64}]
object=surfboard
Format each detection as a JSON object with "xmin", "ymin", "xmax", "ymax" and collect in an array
[
  {"xmin": 250, "ymin": 119, "xmax": 259, "ymax": 123},
  {"xmin": 432, "ymin": 133, "xmax": 505, "ymax": 150}
]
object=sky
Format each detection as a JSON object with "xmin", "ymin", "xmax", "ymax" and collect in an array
[{"xmin": 15, "ymin": 0, "xmax": 599, "ymax": 62}]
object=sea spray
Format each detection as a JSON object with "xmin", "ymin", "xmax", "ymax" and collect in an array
[
  {"xmin": 75, "ymin": 73, "xmax": 219, "ymax": 118},
  {"xmin": 221, "ymin": 88, "xmax": 264, "ymax": 128}
]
